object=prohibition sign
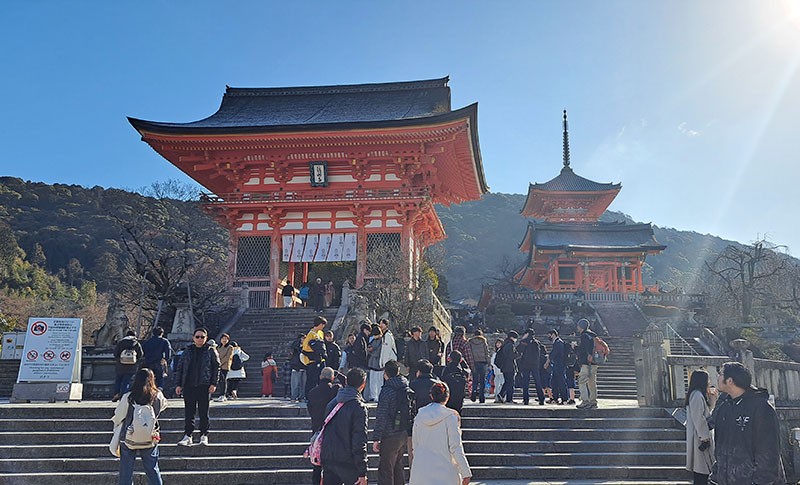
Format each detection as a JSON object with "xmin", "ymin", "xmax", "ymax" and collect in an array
[
  {"xmin": 26, "ymin": 350, "xmax": 38, "ymax": 361},
  {"xmin": 43, "ymin": 350, "xmax": 55, "ymax": 361},
  {"xmin": 31, "ymin": 321, "xmax": 48, "ymax": 336},
  {"xmin": 60, "ymin": 351, "xmax": 71, "ymax": 361}
]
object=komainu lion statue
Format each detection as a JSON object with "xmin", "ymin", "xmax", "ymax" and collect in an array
[{"xmin": 93, "ymin": 300, "xmax": 130, "ymax": 348}]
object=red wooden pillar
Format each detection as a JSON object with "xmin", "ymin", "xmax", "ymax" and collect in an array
[
  {"xmin": 302, "ymin": 262, "xmax": 309, "ymax": 284},
  {"xmin": 576, "ymin": 263, "xmax": 584, "ymax": 292},
  {"xmin": 552, "ymin": 260, "xmax": 560, "ymax": 290},
  {"xmin": 356, "ymin": 225, "xmax": 367, "ymax": 288},
  {"xmin": 637, "ymin": 262, "xmax": 644, "ymax": 292},
  {"xmin": 269, "ymin": 231, "xmax": 281, "ymax": 308},
  {"xmin": 227, "ymin": 232, "xmax": 238, "ymax": 291},
  {"xmin": 288, "ymin": 262, "xmax": 295, "ymax": 285}
]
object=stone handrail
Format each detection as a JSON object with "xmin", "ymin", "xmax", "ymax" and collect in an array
[
  {"xmin": 700, "ymin": 327, "xmax": 728, "ymax": 356},
  {"xmin": 639, "ymin": 328, "xmax": 800, "ymax": 407},
  {"xmin": 664, "ymin": 322, "xmax": 701, "ymax": 356}
]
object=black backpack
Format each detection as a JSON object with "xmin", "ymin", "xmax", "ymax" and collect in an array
[
  {"xmin": 443, "ymin": 367, "xmax": 468, "ymax": 402},
  {"xmin": 565, "ymin": 347, "xmax": 578, "ymax": 368},
  {"xmin": 230, "ymin": 353, "xmax": 243, "ymax": 371},
  {"xmin": 392, "ymin": 387, "xmax": 416, "ymax": 435}
]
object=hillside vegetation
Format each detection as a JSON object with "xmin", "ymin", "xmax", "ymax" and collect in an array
[{"xmin": 0, "ymin": 178, "xmax": 741, "ymax": 304}]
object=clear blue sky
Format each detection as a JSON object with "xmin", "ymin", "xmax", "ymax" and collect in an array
[{"xmin": 2, "ymin": 1, "xmax": 800, "ymax": 253}]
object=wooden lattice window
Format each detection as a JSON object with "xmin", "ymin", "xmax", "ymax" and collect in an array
[
  {"xmin": 235, "ymin": 236, "xmax": 271, "ymax": 278},
  {"xmin": 366, "ymin": 233, "xmax": 402, "ymax": 278}
]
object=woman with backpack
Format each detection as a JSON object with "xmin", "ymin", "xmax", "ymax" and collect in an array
[
  {"xmin": 225, "ymin": 342, "xmax": 250, "ymax": 400},
  {"xmin": 111, "ymin": 367, "xmax": 167, "ymax": 485}
]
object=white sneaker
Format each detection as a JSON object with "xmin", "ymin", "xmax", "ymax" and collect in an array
[
  {"xmin": 214, "ymin": 396, "xmax": 227, "ymax": 402},
  {"xmin": 177, "ymin": 435, "xmax": 193, "ymax": 446},
  {"xmin": 199, "ymin": 435, "xmax": 209, "ymax": 446}
]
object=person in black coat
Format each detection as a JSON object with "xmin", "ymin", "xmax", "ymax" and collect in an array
[
  {"xmin": 113, "ymin": 329, "xmax": 144, "ymax": 401},
  {"xmin": 516, "ymin": 329, "xmax": 545, "ymax": 406},
  {"xmin": 409, "ymin": 359, "xmax": 443, "ymax": 412},
  {"xmin": 347, "ymin": 323, "xmax": 371, "ymax": 371},
  {"xmin": 140, "ymin": 327, "xmax": 172, "ymax": 390},
  {"xmin": 306, "ymin": 367, "xmax": 342, "ymax": 485},
  {"xmin": 320, "ymin": 368, "xmax": 369, "ymax": 485},
  {"xmin": 404, "ymin": 326, "xmax": 427, "ymax": 374},
  {"xmin": 496, "ymin": 331, "xmax": 519, "ymax": 404},
  {"xmin": 442, "ymin": 351, "xmax": 470, "ymax": 415},
  {"xmin": 324, "ymin": 331, "xmax": 342, "ymax": 371},
  {"xmin": 547, "ymin": 329, "xmax": 569, "ymax": 404},
  {"xmin": 711, "ymin": 361, "xmax": 785, "ymax": 485}
]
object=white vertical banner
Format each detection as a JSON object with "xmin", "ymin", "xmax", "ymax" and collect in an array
[
  {"xmin": 327, "ymin": 233, "xmax": 345, "ymax": 262},
  {"xmin": 290, "ymin": 235, "xmax": 306, "ymax": 263},
  {"xmin": 314, "ymin": 234, "xmax": 332, "ymax": 262},
  {"xmin": 302, "ymin": 234, "xmax": 319, "ymax": 262},
  {"xmin": 343, "ymin": 233, "xmax": 358, "ymax": 262},
  {"xmin": 281, "ymin": 235, "xmax": 294, "ymax": 262}
]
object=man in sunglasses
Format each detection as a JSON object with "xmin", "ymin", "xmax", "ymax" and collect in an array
[{"xmin": 175, "ymin": 327, "xmax": 221, "ymax": 446}]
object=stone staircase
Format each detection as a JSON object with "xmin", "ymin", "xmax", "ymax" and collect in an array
[
  {"xmin": 221, "ymin": 307, "xmax": 339, "ymax": 398},
  {"xmin": 591, "ymin": 302, "xmax": 650, "ymax": 337},
  {"xmin": 0, "ymin": 400, "xmax": 691, "ymax": 484}
]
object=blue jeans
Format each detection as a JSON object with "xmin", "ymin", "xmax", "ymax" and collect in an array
[
  {"xmin": 118, "ymin": 444, "xmax": 162, "ymax": 485},
  {"xmin": 519, "ymin": 368, "xmax": 545, "ymax": 405},
  {"xmin": 114, "ymin": 373, "xmax": 135, "ymax": 396},
  {"xmin": 471, "ymin": 362, "xmax": 488, "ymax": 402},
  {"xmin": 291, "ymin": 369, "xmax": 306, "ymax": 400}
]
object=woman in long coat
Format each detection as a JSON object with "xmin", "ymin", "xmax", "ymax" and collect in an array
[
  {"xmin": 685, "ymin": 369, "xmax": 716, "ymax": 485},
  {"xmin": 410, "ymin": 382, "xmax": 471, "ymax": 485}
]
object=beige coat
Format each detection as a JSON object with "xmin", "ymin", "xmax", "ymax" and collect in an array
[
  {"xmin": 686, "ymin": 390, "xmax": 715, "ymax": 475},
  {"xmin": 218, "ymin": 344, "xmax": 234, "ymax": 371}
]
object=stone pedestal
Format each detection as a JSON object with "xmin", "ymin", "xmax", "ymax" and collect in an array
[
  {"xmin": 169, "ymin": 304, "xmax": 194, "ymax": 342},
  {"xmin": 11, "ymin": 382, "xmax": 83, "ymax": 403},
  {"xmin": 636, "ymin": 323, "xmax": 667, "ymax": 407}
]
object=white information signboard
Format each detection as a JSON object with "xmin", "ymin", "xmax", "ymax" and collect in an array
[{"xmin": 17, "ymin": 317, "xmax": 82, "ymax": 383}]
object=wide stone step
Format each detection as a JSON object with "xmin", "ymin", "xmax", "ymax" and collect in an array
[
  {"xmin": 0, "ymin": 451, "xmax": 686, "ymax": 473},
  {"xmin": 0, "ymin": 427, "xmax": 685, "ymax": 445},
  {"xmin": 0, "ymin": 415, "xmax": 679, "ymax": 432},
  {"xmin": 0, "ymin": 465, "xmax": 692, "ymax": 484},
  {"xmin": 0, "ymin": 439, "xmax": 686, "ymax": 459}
]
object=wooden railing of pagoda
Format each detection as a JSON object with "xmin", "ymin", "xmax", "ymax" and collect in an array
[{"xmin": 201, "ymin": 187, "xmax": 431, "ymax": 205}]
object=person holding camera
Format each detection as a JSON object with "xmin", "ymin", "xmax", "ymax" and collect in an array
[{"xmin": 685, "ymin": 369, "xmax": 716, "ymax": 485}]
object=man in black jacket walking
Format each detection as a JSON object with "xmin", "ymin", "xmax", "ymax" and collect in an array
[
  {"xmin": 175, "ymin": 327, "xmax": 220, "ymax": 446},
  {"xmin": 576, "ymin": 319, "xmax": 598, "ymax": 409},
  {"xmin": 373, "ymin": 360, "xmax": 414, "ymax": 485},
  {"xmin": 307, "ymin": 367, "xmax": 342, "ymax": 485},
  {"xmin": 321, "ymin": 367, "xmax": 368, "ymax": 485},
  {"xmin": 711, "ymin": 361, "xmax": 785, "ymax": 485}
]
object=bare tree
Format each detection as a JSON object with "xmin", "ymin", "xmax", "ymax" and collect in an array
[
  {"xmin": 360, "ymin": 245, "xmax": 441, "ymax": 334},
  {"xmin": 705, "ymin": 239, "xmax": 788, "ymax": 323},
  {"xmin": 110, "ymin": 193, "xmax": 228, "ymax": 333}
]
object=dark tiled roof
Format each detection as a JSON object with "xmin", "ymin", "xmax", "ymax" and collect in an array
[
  {"xmin": 129, "ymin": 77, "xmax": 453, "ymax": 133},
  {"xmin": 530, "ymin": 166, "xmax": 620, "ymax": 192},
  {"xmin": 531, "ymin": 222, "xmax": 666, "ymax": 252}
]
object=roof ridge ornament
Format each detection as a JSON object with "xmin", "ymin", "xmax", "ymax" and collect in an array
[{"xmin": 562, "ymin": 109, "xmax": 571, "ymax": 170}]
